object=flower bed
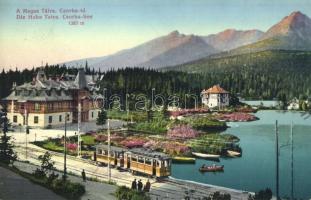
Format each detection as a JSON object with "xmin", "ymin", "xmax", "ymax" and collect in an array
[
  {"xmin": 142, "ymin": 140, "xmax": 159, "ymax": 150},
  {"xmin": 120, "ymin": 138, "xmax": 147, "ymax": 148},
  {"xmin": 216, "ymin": 112, "xmax": 258, "ymax": 122},
  {"xmin": 66, "ymin": 143, "xmax": 77, "ymax": 151},
  {"xmin": 160, "ymin": 141, "xmax": 190, "ymax": 155},
  {"xmin": 167, "ymin": 125, "xmax": 199, "ymax": 139},
  {"xmin": 169, "ymin": 108, "xmax": 209, "ymax": 118}
]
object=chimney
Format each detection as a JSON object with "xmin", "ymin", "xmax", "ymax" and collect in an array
[{"xmin": 32, "ymin": 77, "xmax": 36, "ymax": 85}]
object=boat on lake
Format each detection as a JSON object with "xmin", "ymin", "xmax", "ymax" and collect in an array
[
  {"xmin": 172, "ymin": 156, "xmax": 196, "ymax": 164},
  {"xmin": 199, "ymin": 164, "xmax": 224, "ymax": 172},
  {"xmin": 192, "ymin": 152, "xmax": 220, "ymax": 158},
  {"xmin": 227, "ymin": 150, "xmax": 241, "ymax": 157}
]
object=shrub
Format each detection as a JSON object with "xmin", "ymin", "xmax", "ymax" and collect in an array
[
  {"xmin": 248, "ymin": 188, "xmax": 272, "ymax": 200},
  {"xmin": 52, "ymin": 179, "xmax": 85, "ymax": 199},
  {"xmin": 189, "ymin": 117, "xmax": 227, "ymax": 131},
  {"xmin": 115, "ymin": 186, "xmax": 150, "ymax": 200},
  {"xmin": 204, "ymin": 191, "xmax": 231, "ymax": 200},
  {"xmin": 46, "ymin": 172, "xmax": 59, "ymax": 186}
]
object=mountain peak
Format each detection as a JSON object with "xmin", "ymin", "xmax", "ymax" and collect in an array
[
  {"xmin": 289, "ymin": 11, "xmax": 304, "ymax": 18},
  {"xmin": 169, "ymin": 30, "xmax": 180, "ymax": 36},
  {"xmin": 283, "ymin": 11, "xmax": 309, "ymax": 26},
  {"xmin": 262, "ymin": 11, "xmax": 311, "ymax": 40}
]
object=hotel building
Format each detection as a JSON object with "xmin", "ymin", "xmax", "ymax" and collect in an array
[{"xmin": 2, "ymin": 69, "xmax": 103, "ymax": 128}]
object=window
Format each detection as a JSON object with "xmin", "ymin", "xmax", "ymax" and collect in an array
[
  {"xmin": 66, "ymin": 114, "xmax": 70, "ymax": 121},
  {"xmin": 34, "ymin": 116, "xmax": 39, "ymax": 124},
  {"xmin": 47, "ymin": 103, "xmax": 53, "ymax": 110},
  {"xmin": 48, "ymin": 116, "xmax": 52, "ymax": 123},
  {"xmin": 59, "ymin": 115, "xmax": 62, "ymax": 122},
  {"xmin": 34, "ymin": 103, "xmax": 40, "ymax": 111},
  {"xmin": 13, "ymin": 115, "xmax": 17, "ymax": 123},
  {"xmin": 145, "ymin": 158, "xmax": 152, "ymax": 165},
  {"xmin": 91, "ymin": 112, "xmax": 94, "ymax": 118}
]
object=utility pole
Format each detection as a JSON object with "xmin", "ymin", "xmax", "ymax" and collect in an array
[
  {"xmin": 107, "ymin": 118, "xmax": 111, "ymax": 182},
  {"xmin": 291, "ymin": 122, "xmax": 294, "ymax": 200},
  {"xmin": 63, "ymin": 112, "xmax": 67, "ymax": 180},
  {"xmin": 275, "ymin": 120, "xmax": 279, "ymax": 200},
  {"xmin": 24, "ymin": 108, "xmax": 28, "ymax": 160},
  {"xmin": 77, "ymin": 103, "xmax": 81, "ymax": 157}
]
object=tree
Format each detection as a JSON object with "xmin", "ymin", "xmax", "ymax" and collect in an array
[
  {"xmin": 277, "ymin": 93, "xmax": 288, "ymax": 110},
  {"xmin": 34, "ymin": 151, "xmax": 55, "ymax": 178},
  {"xmin": 302, "ymin": 101, "xmax": 308, "ymax": 111},
  {"xmin": 96, "ymin": 108, "xmax": 107, "ymax": 126},
  {"xmin": 0, "ymin": 111, "xmax": 17, "ymax": 165},
  {"xmin": 203, "ymin": 191, "xmax": 231, "ymax": 200},
  {"xmin": 248, "ymin": 188, "xmax": 272, "ymax": 200}
]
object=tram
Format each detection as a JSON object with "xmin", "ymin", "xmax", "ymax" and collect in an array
[{"xmin": 93, "ymin": 144, "xmax": 171, "ymax": 178}]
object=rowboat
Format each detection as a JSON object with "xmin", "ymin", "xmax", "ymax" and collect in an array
[
  {"xmin": 172, "ymin": 156, "xmax": 196, "ymax": 164},
  {"xmin": 192, "ymin": 152, "xmax": 220, "ymax": 159},
  {"xmin": 227, "ymin": 150, "xmax": 241, "ymax": 157},
  {"xmin": 199, "ymin": 164, "xmax": 224, "ymax": 172}
]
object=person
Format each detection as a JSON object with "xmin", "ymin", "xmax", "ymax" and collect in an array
[
  {"xmin": 144, "ymin": 179, "xmax": 151, "ymax": 192},
  {"xmin": 137, "ymin": 179, "xmax": 143, "ymax": 191},
  {"xmin": 131, "ymin": 179, "xmax": 137, "ymax": 190},
  {"xmin": 81, "ymin": 169, "xmax": 86, "ymax": 182}
]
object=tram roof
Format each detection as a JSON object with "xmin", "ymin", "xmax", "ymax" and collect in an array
[
  {"xmin": 126, "ymin": 148, "xmax": 171, "ymax": 160},
  {"xmin": 95, "ymin": 144, "xmax": 126, "ymax": 152},
  {"xmin": 95, "ymin": 145, "xmax": 171, "ymax": 160}
]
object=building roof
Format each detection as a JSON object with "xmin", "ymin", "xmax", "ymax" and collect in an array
[
  {"xmin": 74, "ymin": 69, "xmax": 87, "ymax": 89},
  {"xmin": 201, "ymin": 85, "xmax": 229, "ymax": 94},
  {"xmin": 3, "ymin": 69, "xmax": 101, "ymax": 102}
]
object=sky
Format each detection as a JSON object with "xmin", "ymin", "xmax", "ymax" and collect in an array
[{"xmin": 0, "ymin": 0, "xmax": 311, "ymax": 69}]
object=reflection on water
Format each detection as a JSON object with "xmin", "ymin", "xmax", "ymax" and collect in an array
[{"xmin": 171, "ymin": 111, "xmax": 311, "ymax": 199}]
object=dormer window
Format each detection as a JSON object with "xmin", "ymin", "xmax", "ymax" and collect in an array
[{"xmin": 46, "ymin": 90, "xmax": 51, "ymax": 96}]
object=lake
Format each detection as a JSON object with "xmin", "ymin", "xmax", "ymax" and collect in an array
[{"xmin": 171, "ymin": 110, "xmax": 311, "ymax": 199}]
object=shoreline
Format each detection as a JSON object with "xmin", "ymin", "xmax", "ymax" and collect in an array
[{"xmin": 168, "ymin": 176, "xmax": 253, "ymax": 195}]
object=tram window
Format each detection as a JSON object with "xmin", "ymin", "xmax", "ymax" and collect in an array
[
  {"xmin": 145, "ymin": 159, "xmax": 152, "ymax": 165},
  {"xmin": 132, "ymin": 157, "xmax": 137, "ymax": 162},
  {"xmin": 138, "ymin": 157, "xmax": 144, "ymax": 163},
  {"xmin": 156, "ymin": 161, "xmax": 160, "ymax": 167},
  {"xmin": 98, "ymin": 149, "xmax": 102, "ymax": 154}
]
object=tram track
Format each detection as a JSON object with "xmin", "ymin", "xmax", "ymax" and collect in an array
[
  {"xmin": 14, "ymin": 146, "xmax": 200, "ymax": 199},
  {"xmin": 14, "ymin": 145, "xmax": 250, "ymax": 199}
]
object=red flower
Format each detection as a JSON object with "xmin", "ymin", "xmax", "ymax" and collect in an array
[{"xmin": 167, "ymin": 125, "xmax": 199, "ymax": 139}]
